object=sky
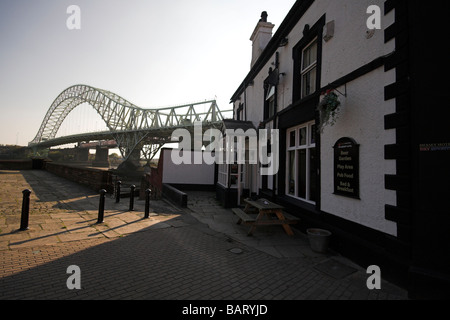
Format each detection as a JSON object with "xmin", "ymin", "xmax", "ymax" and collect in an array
[{"xmin": 0, "ymin": 0, "xmax": 296, "ymax": 146}]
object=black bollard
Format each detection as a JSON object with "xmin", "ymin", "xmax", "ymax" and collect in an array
[
  {"xmin": 20, "ymin": 189, "xmax": 32, "ymax": 231},
  {"xmin": 144, "ymin": 189, "xmax": 151, "ymax": 219},
  {"xmin": 115, "ymin": 180, "xmax": 121, "ymax": 203},
  {"xmin": 129, "ymin": 185, "xmax": 136, "ymax": 211},
  {"xmin": 97, "ymin": 189, "xmax": 107, "ymax": 224}
]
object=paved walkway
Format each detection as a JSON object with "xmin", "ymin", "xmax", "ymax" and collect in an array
[{"xmin": 0, "ymin": 169, "xmax": 408, "ymax": 300}]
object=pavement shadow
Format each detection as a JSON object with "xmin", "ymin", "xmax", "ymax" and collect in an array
[
  {"xmin": 0, "ymin": 216, "xmax": 266, "ymax": 300},
  {"xmin": 0, "ymin": 211, "xmax": 408, "ymax": 301}
]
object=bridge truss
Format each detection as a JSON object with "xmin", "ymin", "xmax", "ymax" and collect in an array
[{"xmin": 29, "ymin": 85, "xmax": 229, "ymax": 161}]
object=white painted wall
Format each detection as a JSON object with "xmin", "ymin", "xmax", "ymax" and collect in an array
[
  {"xmin": 162, "ymin": 149, "xmax": 215, "ymax": 185},
  {"xmin": 316, "ymin": 0, "xmax": 397, "ymax": 235},
  {"xmin": 320, "ymin": 68, "xmax": 397, "ymax": 236}
]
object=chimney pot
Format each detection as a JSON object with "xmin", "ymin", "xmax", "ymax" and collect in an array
[
  {"xmin": 250, "ymin": 11, "xmax": 275, "ymax": 68},
  {"xmin": 260, "ymin": 11, "xmax": 268, "ymax": 22}
]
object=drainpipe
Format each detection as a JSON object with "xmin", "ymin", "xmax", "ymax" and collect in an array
[
  {"xmin": 244, "ymin": 84, "xmax": 248, "ymax": 121},
  {"xmin": 273, "ymin": 53, "xmax": 279, "ymax": 200}
]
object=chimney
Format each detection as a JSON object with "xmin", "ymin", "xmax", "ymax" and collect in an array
[{"xmin": 250, "ymin": 11, "xmax": 275, "ymax": 68}]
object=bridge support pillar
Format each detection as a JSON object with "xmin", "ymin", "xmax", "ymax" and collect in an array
[
  {"xmin": 75, "ymin": 148, "xmax": 90, "ymax": 163},
  {"xmin": 127, "ymin": 148, "xmax": 141, "ymax": 167},
  {"xmin": 92, "ymin": 146, "xmax": 110, "ymax": 168}
]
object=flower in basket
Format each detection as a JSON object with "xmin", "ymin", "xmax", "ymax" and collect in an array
[{"xmin": 318, "ymin": 89, "xmax": 341, "ymax": 131}]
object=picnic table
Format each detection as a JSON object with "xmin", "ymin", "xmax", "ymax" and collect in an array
[{"xmin": 232, "ymin": 198, "xmax": 299, "ymax": 236}]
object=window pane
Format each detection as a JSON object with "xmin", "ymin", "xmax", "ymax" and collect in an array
[
  {"xmin": 302, "ymin": 41, "xmax": 317, "ymax": 70},
  {"xmin": 302, "ymin": 73, "xmax": 309, "ymax": 97},
  {"xmin": 309, "ymin": 42, "xmax": 317, "ymax": 64},
  {"xmin": 289, "ymin": 131, "xmax": 296, "ymax": 147},
  {"xmin": 302, "ymin": 67, "xmax": 316, "ymax": 97},
  {"xmin": 309, "ymin": 147, "xmax": 316, "ymax": 202},
  {"xmin": 288, "ymin": 151, "xmax": 295, "ymax": 195},
  {"xmin": 299, "ymin": 127, "xmax": 307, "ymax": 146},
  {"xmin": 298, "ymin": 149, "xmax": 306, "ymax": 199},
  {"xmin": 266, "ymin": 86, "xmax": 275, "ymax": 101},
  {"xmin": 268, "ymin": 97, "xmax": 275, "ymax": 118}
]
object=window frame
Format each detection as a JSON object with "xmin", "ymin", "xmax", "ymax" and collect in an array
[
  {"xmin": 286, "ymin": 121, "xmax": 317, "ymax": 204},
  {"xmin": 300, "ymin": 38, "xmax": 318, "ymax": 99},
  {"xmin": 292, "ymin": 14, "xmax": 325, "ymax": 104}
]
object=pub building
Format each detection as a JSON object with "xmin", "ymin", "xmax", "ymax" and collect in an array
[{"xmin": 222, "ymin": 0, "xmax": 450, "ymax": 299}]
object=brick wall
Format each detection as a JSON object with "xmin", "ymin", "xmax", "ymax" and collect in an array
[
  {"xmin": 45, "ymin": 163, "xmax": 113, "ymax": 192},
  {"xmin": 141, "ymin": 151, "xmax": 164, "ymax": 200}
]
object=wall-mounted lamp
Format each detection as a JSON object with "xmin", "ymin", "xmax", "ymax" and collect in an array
[{"xmin": 323, "ymin": 20, "xmax": 335, "ymax": 42}]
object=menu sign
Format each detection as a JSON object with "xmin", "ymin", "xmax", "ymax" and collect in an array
[{"xmin": 333, "ymin": 137, "xmax": 360, "ymax": 199}]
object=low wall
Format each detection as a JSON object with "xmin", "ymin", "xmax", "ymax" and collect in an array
[
  {"xmin": 162, "ymin": 184, "xmax": 187, "ymax": 208},
  {"xmin": 0, "ymin": 160, "xmax": 33, "ymax": 170},
  {"xmin": 46, "ymin": 163, "xmax": 113, "ymax": 193}
]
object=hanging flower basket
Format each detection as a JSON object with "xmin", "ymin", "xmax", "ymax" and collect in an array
[{"xmin": 318, "ymin": 89, "xmax": 341, "ymax": 132}]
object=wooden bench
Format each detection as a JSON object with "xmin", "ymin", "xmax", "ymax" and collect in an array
[
  {"xmin": 232, "ymin": 208, "xmax": 256, "ymax": 225},
  {"xmin": 233, "ymin": 202, "xmax": 301, "ymax": 236},
  {"xmin": 280, "ymin": 211, "xmax": 300, "ymax": 225},
  {"xmin": 246, "ymin": 212, "xmax": 300, "ymax": 226}
]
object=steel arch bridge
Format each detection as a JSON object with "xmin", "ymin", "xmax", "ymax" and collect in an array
[{"xmin": 29, "ymin": 84, "xmax": 229, "ymax": 161}]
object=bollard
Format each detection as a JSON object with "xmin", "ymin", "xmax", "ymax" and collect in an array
[
  {"xmin": 20, "ymin": 189, "xmax": 32, "ymax": 231},
  {"xmin": 129, "ymin": 185, "xmax": 136, "ymax": 211},
  {"xmin": 144, "ymin": 188, "xmax": 151, "ymax": 219},
  {"xmin": 97, "ymin": 189, "xmax": 107, "ymax": 224},
  {"xmin": 115, "ymin": 180, "xmax": 121, "ymax": 203}
]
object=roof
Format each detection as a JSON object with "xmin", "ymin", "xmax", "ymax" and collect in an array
[{"xmin": 220, "ymin": 119, "xmax": 256, "ymax": 134}]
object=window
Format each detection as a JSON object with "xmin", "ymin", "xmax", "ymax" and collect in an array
[
  {"xmin": 301, "ymin": 39, "xmax": 317, "ymax": 98},
  {"xmin": 286, "ymin": 122, "xmax": 316, "ymax": 203},
  {"xmin": 292, "ymin": 16, "xmax": 325, "ymax": 103},
  {"xmin": 217, "ymin": 137, "xmax": 240, "ymax": 189},
  {"xmin": 265, "ymin": 86, "xmax": 275, "ymax": 119},
  {"xmin": 236, "ymin": 103, "xmax": 243, "ymax": 121},
  {"xmin": 218, "ymin": 163, "xmax": 228, "ymax": 187},
  {"xmin": 218, "ymin": 138, "xmax": 229, "ymax": 187}
]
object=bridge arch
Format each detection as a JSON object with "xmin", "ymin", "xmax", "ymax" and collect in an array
[
  {"xmin": 30, "ymin": 84, "xmax": 148, "ymax": 144},
  {"xmin": 29, "ymin": 84, "xmax": 227, "ymax": 161}
]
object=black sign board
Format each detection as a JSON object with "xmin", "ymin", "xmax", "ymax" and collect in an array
[{"xmin": 333, "ymin": 137, "xmax": 360, "ymax": 199}]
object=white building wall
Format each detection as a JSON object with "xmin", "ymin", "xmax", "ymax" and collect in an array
[
  {"xmin": 234, "ymin": 0, "xmax": 398, "ymax": 235},
  {"xmin": 162, "ymin": 149, "xmax": 215, "ymax": 185},
  {"xmin": 320, "ymin": 68, "xmax": 397, "ymax": 235},
  {"xmin": 316, "ymin": 0, "xmax": 397, "ymax": 235}
]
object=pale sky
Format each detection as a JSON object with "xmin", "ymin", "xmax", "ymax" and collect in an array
[{"xmin": 0, "ymin": 0, "xmax": 296, "ymax": 146}]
